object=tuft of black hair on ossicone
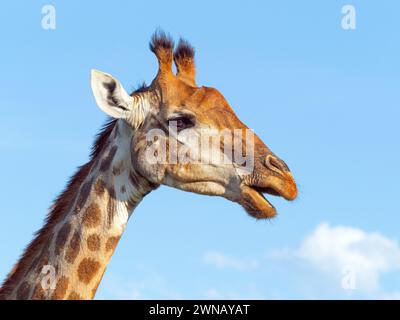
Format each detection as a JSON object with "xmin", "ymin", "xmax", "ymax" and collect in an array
[
  {"xmin": 149, "ymin": 29, "xmax": 174, "ymax": 53},
  {"xmin": 174, "ymin": 38, "xmax": 195, "ymax": 62}
]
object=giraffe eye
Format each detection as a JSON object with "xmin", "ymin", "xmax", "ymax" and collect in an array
[{"xmin": 168, "ymin": 116, "xmax": 195, "ymax": 131}]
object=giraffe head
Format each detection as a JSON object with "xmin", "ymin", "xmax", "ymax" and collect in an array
[{"xmin": 90, "ymin": 31, "xmax": 297, "ymax": 219}]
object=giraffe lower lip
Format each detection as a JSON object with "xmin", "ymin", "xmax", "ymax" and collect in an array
[{"xmin": 240, "ymin": 185, "xmax": 278, "ymax": 219}]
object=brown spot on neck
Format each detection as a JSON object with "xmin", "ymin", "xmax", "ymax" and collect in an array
[
  {"xmin": 51, "ymin": 276, "xmax": 69, "ymax": 300},
  {"xmin": 82, "ymin": 203, "xmax": 101, "ymax": 228},
  {"xmin": 105, "ymin": 236, "xmax": 120, "ymax": 252},
  {"xmin": 77, "ymin": 258, "xmax": 100, "ymax": 284},
  {"xmin": 87, "ymin": 234, "xmax": 101, "ymax": 251}
]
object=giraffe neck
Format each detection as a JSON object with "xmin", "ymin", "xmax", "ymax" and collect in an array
[{"xmin": 0, "ymin": 120, "xmax": 156, "ymax": 300}]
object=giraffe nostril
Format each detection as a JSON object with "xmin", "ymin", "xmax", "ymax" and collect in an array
[{"xmin": 265, "ymin": 155, "xmax": 289, "ymax": 174}]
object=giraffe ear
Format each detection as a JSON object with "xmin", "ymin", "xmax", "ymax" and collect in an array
[{"xmin": 90, "ymin": 69, "xmax": 134, "ymax": 119}]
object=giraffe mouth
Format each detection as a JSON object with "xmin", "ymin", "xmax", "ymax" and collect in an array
[{"xmin": 239, "ymin": 174, "xmax": 297, "ymax": 219}]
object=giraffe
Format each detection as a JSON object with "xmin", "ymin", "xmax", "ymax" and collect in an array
[{"xmin": 0, "ymin": 31, "xmax": 297, "ymax": 300}]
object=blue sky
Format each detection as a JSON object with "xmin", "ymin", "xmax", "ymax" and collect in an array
[{"xmin": 0, "ymin": 0, "xmax": 399, "ymax": 299}]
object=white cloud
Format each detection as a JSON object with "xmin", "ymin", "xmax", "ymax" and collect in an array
[
  {"xmin": 270, "ymin": 222, "xmax": 400, "ymax": 294},
  {"xmin": 203, "ymin": 251, "xmax": 259, "ymax": 271}
]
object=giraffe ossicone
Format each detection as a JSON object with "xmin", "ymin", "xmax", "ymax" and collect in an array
[{"xmin": 0, "ymin": 31, "xmax": 297, "ymax": 300}]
